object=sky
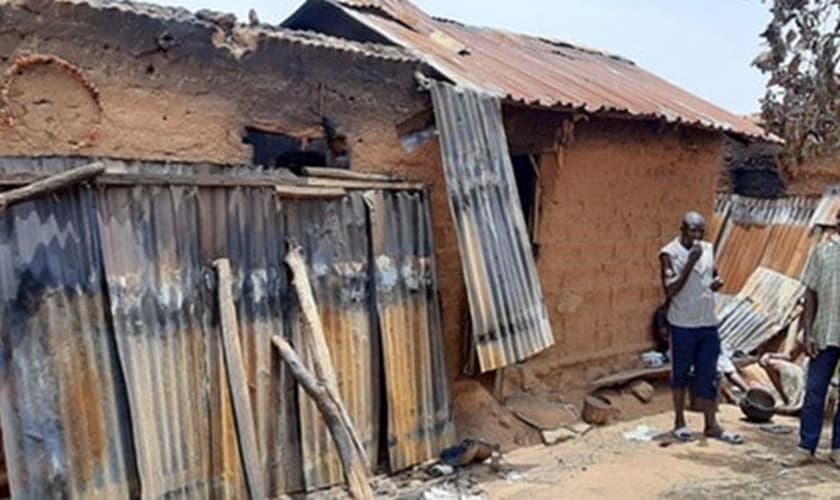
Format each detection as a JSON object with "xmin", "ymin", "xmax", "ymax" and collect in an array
[{"xmin": 160, "ymin": 0, "xmax": 772, "ymax": 116}]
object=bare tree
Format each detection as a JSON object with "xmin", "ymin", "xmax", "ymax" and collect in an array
[{"xmin": 754, "ymin": 0, "xmax": 840, "ymax": 170}]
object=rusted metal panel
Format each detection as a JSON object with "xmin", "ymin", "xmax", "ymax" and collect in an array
[
  {"xmin": 718, "ymin": 267, "xmax": 805, "ymax": 354},
  {"xmin": 97, "ymin": 184, "xmax": 247, "ymax": 498},
  {"xmin": 715, "ymin": 195, "xmax": 817, "ymax": 293},
  {"xmin": 284, "ymin": 193, "xmax": 381, "ymax": 491},
  {"xmin": 430, "ymin": 81, "xmax": 554, "ymax": 372},
  {"xmin": 0, "ymin": 157, "xmax": 452, "ymax": 495},
  {"xmin": 324, "ymin": 0, "xmax": 770, "ymax": 140},
  {"xmin": 0, "ymin": 186, "xmax": 137, "ymax": 498},
  {"xmin": 366, "ymin": 190, "xmax": 455, "ymax": 471}
]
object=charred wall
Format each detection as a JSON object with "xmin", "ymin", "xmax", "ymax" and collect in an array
[{"xmin": 0, "ymin": 0, "xmax": 429, "ymax": 163}]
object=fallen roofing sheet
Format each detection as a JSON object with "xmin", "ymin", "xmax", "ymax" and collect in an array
[
  {"xmin": 430, "ymin": 81, "xmax": 554, "ymax": 372},
  {"xmin": 718, "ymin": 267, "xmax": 805, "ymax": 354},
  {"xmin": 715, "ymin": 195, "xmax": 818, "ymax": 293},
  {"xmin": 286, "ymin": 0, "xmax": 772, "ymax": 139},
  {"xmin": 0, "ymin": 158, "xmax": 453, "ymax": 497}
]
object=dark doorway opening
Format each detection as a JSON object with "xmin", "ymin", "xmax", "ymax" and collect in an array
[{"xmin": 510, "ymin": 154, "xmax": 540, "ymax": 257}]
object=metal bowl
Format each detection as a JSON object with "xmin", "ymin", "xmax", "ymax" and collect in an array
[{"xmin": 740, "ymin": 387, "xmax": 777, "ymax": 423}]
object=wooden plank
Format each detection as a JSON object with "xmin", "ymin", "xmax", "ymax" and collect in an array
[
  {"xmin": 302, "ymin": 166, "xmax": 396, "ymax": 182},
  {"xmin": 0, "ymin": 162, "xmax": 104, "ymax": 212},
  {"xmin": 214, "ymin": 259, "xmax": 265, "ymax": 500},
  {"xmin": 303, "ymin": 176, "xmax": 424, "ymax": 191},
  {"xmin": 272, "ymin": 336, "xmax": 373, "ymax": 500},
  {"xmin": 275, "ymin": 185, "xmax": 347, "ymax": 198},
  {"xmin": 284, "ymin": 246, "xmax": 370, "ymax": 466}
]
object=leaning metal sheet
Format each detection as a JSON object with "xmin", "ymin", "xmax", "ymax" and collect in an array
[{"xmin": 430, "ymin": 81, "xmax": 554, "ymax": 372}]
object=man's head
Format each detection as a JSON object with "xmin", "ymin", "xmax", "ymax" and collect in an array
[{"xmin": 680, "ymin": 211, "xmax": 705, "ymax": 244}]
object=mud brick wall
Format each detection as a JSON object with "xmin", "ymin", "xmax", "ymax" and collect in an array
[
  {"xmin": 358, "ymin": 114, "xmax": 724, "ymax": 384},
  {"xmin": 530, "ymin": 117, "xmax": 722, "ymax": 377}
]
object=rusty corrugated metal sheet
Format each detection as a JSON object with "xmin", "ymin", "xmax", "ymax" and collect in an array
[
  {"xmin": 715, "ymin": 195, "xmax": 817, "ymax": 293},
  {"xmin": 430, "ymin": 81, "xmax": 554, "ymax": 372},
  {"xmin": 284, "ymin": 194, "xmax": 381, "ymax": 491},
  {"xmin": 0, "ymin": 186, "xmax": 137, "ymax": 498},
  {"xmin": 326, "ymin": 0, "xmax": 771, "ymax": 139},
  {"xmin": 366, "ymin": 190, "xmax": 455, "ymax": 471},
  {"xmin": 0, "ymin": 158, "xmax": 453, "ymax": 496},
  {"xmin": 718, "ymin": 267, "xmax": 805, "ymax": 354}
]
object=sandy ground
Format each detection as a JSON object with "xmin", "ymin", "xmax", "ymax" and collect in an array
[{"xmin": 387, "ymin": 405, "xmax": 840, "ymax": 500}]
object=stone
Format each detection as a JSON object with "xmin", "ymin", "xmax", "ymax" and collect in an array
[
  {"xmin": 569, "ymin": 422, "xmax": 592, "ymax": 435},
  {"xmin": 629, "ymin": 380, "xmax": 655, "ymax": 403},
  {"xmin": 541, "ymin": 427, "xmax": 577, "ymax": 445}
]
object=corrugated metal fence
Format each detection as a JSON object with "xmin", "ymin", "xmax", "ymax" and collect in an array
[
  {"xmin": 430, "ymin": 81, "xmax": 554, "ymax": 373},
  {"xmin": 0, "ymin": 159, "xmax": 454, "ymax": 497}
]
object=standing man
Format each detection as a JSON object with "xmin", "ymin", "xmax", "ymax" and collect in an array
[
  {"xmin": 783, "ymin": 210, "xmax": 840, "ymax": 467},
  {"xmin": 659, "ymin": 211, "xmax": 743, "ymax": 444}
]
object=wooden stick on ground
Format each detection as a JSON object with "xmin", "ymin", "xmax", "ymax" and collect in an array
[
  {"xmin": 272, "ymin": 335, "xmax": 374, "ymax": 500},
  {"xmin": 284, "ymin": 245, "xmax": 369, "ymax": 464},
  {"xmin": 0, "ymin": 162, "xmax": 105, "ymax": 212},
  {"xmin": 214, "ymin": 259, "xmax": 265, "ymax": 500}
]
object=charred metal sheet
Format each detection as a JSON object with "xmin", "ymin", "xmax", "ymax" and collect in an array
[
  {"xmin": 366, "ymin": 190, "xmax": 455, "ymax": 471},
  {"xmin": 98, "ymin": 184, "xmax": 315, "ymax": 497},
  {"xmin": 289, "ymin": 0, "xmax": 772, "ymax": 140},
  {"xmin": 284, "ymin": 193, "xmax": 381, "ymax": 490},
  {"xmin": 718, "ymin": 267, "xmax": 805, "ymax": 354},
  {"xmin": 430, "ymin": 81, "xmax": 554, "ymax": 372},
  {"xmin": 715, "ymin": 195, "xmax": 817, "ymax": 293},
  {"xmin": 0, "ymin": 186, "xmax": 137, "ymax": 498},
  {"xmin": 98, "ymin": 185, "xmax": 247, "ymax": 498},
  {"xmin": 0, "ymin": 157, "xmax": 452, "ymax": 495}
]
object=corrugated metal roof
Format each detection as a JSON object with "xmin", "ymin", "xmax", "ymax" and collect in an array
[
  {"xmin": 0, "ymin": 186, "xmax": 137, "ymax": 498},
  {"xmin": 322, "ymin": 0, "xmax": 773, "ymax": 139},
  {"xmin": 718, "ymin": 267, "xmax": 804, "ymax": 354},
  {"xmin": 366, "ymin": 190, "xmax": 455, "ymax": 471},
  {"xmin": 4, "ymin": 0, "xmax": 420, "ymax": 64},
  {"xmin": 430, "ymin": 81, "xmax": 554, "ymax": 372}
]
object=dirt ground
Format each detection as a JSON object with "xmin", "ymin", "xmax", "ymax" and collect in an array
[{"xmin": 374, "ymin": 404, "xmax": 840, "ymax": 500}]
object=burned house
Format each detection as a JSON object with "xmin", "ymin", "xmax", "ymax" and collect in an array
[
  {"xmin": 283, "ymin": 0, "xmax": 772, "ymax": 383},
  {"xmin": 0, "ymin": 0, "xmax": 789, "ymax": 497},
  {"xmin": 0, "ymin": 0, "xmax": 457, "ymax": 497}
]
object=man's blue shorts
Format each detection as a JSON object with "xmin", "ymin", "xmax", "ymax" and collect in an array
[{"xmin": 670, "ymin": 325, "xmax": 720, "ymax": 400}]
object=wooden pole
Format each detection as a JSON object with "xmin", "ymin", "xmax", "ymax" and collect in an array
[
  {"xmin": 0, "ymin": 162, "xmax": 105, "ymax": 212},
  {"xmin": 214, "ymin": 259, "xmax": 265, "ymax": 500},
  {"xmin": 284, "ymin": 245, "xmax": 370, "ymax": 464},
  {"xmin": 272, "ymin": 335, "xmax": 374, "ymax": 500}
]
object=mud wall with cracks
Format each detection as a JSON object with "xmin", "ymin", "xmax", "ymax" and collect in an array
[{"xmin": 0, "ymin": 0, "xmax": 430, "ymax": 163}]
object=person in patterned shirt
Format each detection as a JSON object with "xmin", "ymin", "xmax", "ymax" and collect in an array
[{"xmin": 783, "ymin": 210, "xmax": 840, "ymax": 468}]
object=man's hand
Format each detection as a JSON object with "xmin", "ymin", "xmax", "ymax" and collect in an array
[
  {"xmin": 804, "ymin": 334, "xmax": 820, "ymax": 359},
  {"xmin": 688, "ymin": 243, "xmax": 703, "ymax": 264}
]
